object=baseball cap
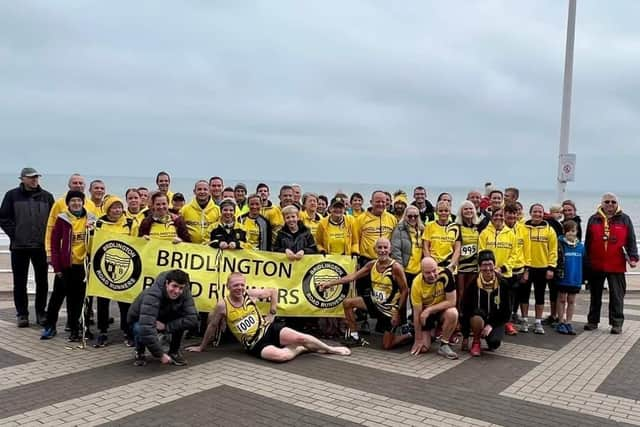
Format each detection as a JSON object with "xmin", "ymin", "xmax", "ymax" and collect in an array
[
  {"xmin": 234, "ymin": 183, "xmax": 247, "ymax": 192},
  {"xmin": 20, "ymin": 167, "xmax": 41, "ymax": 178},
  {"xmin": 172, "ymin": 192, "xmax": 186, "ymax": 202}
]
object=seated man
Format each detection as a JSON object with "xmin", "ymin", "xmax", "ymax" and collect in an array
[
  {"xmin": 461, "ymin": 250, "xmax": 511, "ymax": 356},
  {"xmin": 319, "ymin": 237, "xmax": 411, "ymax": 349},
  {"xmin": 186, "ymin": 272, "xmax": 351, "ymax": 362},
  {"xmin": 127, "ymin": 269, "xmax": 198, "ymax": 366},
  {"xmin": 410, "ymin": 257, "xmax": 459, "ymax": 359}
]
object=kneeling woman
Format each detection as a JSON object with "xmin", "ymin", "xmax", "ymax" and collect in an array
[
  {"xmin": 186, "ymin": 273, "xmax": 350, "ymax": 361},
  {"xmin": 460, "ymin": 250, "xmax": 511, "ymax": 357}
]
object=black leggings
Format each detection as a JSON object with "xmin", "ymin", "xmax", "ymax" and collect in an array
[{"xmin": 519, "ymin": 268, "xmax": 549, "ymax": 306}]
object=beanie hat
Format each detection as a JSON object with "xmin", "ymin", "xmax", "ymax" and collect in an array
[
  {"xmin": 477, "ymin": 249, "xmax": 495, "ymax": 265},
  {"xmin": 393, "ymin": 194, "xmax": 408, "ymax": 206},
  {"xmin": 65, "ymin": 190, "xmax": 85, "ymax": 205}
]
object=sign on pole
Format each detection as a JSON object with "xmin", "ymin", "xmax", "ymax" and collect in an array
[{"xmin": 558, "ymin": 153, "xmax": 576, "ymax": 182}]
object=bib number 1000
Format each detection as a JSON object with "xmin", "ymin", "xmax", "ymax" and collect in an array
[{"xmin": 236, "ymin": 315, "xmax": 257, "ymax": 333}]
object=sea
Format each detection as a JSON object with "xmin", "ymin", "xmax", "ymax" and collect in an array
[{"xmin": 1, "ymin": 173, "xmax": 639, "ymax": 248}]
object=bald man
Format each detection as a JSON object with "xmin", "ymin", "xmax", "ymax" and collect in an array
[
  {"xmin": 410, "ymin": 257, "xmax": 459, "ymax": 359},
  {"xmin": 320, "ymin": 238, "xmax": 410, "ymax": 349}
]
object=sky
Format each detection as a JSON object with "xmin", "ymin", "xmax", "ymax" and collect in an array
[{"xmin": 1, "ymin": 1, "xmax": 639, "ymax": 192}]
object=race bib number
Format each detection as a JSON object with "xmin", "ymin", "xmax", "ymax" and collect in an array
[
  {"xmin": 461, "ymin": 244, "xmax": 477, "ymax": 257},
  {"xmin": 373, "ymin": 290, "xmax": 388, "ymax": 303},
  {"xmin": 235, "ymin": 314, "xmax": 258, "ymax": 333}
]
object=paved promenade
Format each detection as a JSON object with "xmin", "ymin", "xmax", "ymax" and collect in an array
[{"xmin": 1, "ymin": 289, "xmax": 640, "ymax": 426}]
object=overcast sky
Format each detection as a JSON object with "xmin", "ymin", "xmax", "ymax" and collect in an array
[{"xmin": 1, "ymin": 1, "xmax": 638, "ymax": 192}]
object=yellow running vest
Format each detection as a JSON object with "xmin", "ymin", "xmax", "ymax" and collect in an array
[
  {"xmin": 370, "ymin": 260, "xmax": 400, "ymax": 317},
  {"xmin": 225, "ymin": 293, "xmax": 268, "ymax": 350}
]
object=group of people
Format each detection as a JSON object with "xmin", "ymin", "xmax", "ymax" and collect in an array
[{"xmin": 0, "ymin": 167, "xmax": 637, "ymax": 365}]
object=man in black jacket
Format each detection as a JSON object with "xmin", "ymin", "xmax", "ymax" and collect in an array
[
  {"xmin": 127, "ymin": 269, "xmax": 198, "ymax": 366},
  {"xmin": 0, "ymin": 167, "xmax": 54, "ymax": 327},
  {"xmin": 461, "ymin": 250, "xmax": 511, "ymax": 357}
]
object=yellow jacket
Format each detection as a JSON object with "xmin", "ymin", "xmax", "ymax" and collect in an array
[
  {"xmin": 179, "ymin": 198, "xmax": 221, "ymax": 244},
  {"xmin": 524, "ymin": 220, "xmax": 558, "ymax": 269},
  {"xmin": 315, "ymin": 215, "xmax": 359, "ymax": 255},
  {"xmin": 511, "ymin": 221, "xmax": 528, "ymax": 273},
  {"xmin": 478, "ymin": 223, "xmax": 517, "ymax": 278},
  {"xmin": 355, "ymin": 210, "xmax": 397, "ymax": 259},
  {"xmin": 45, "ymin": 197, "xmax": 68, "ymax": 257}
]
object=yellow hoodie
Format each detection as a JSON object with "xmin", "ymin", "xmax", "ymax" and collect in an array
[
  {"xmin": 478, "ymin": 223, "xmax": 517, "ymax": 278},
  {"xmin": 179, "ymin": 198, "xmax": 221, "ymax": 244},
  {"xmin": 524, "ymin": 220, "xmax": 558, "ymax": 269},
  {"xmin": 95, "ymin": 197, "xmax": 134, "ymax": 236}
]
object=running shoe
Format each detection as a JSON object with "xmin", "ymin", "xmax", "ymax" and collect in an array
[
  {"xmin": 505, "ymin": 322, "xmax": 518, "ymax": 336},
  {"xmin": 566, "ymin": 324, "xmax": 576, "ymax": 335},
  {"xmin": 340, "ymin": 335, "xmax": 369, "ymax": 347},
  {"xmin": 437, "ymin": 343, "xmax": 458, "ymax": 360},
  {"xmin": 40, "ymin": 327, "xmax": 57, "ymax": 340},
  {"xmin": 94, "ymin": 334, "xmax": 108, "ymax": 348},
  {"xmin": 555, "ymin": 323, "xmax": 568, "ymax": 335},
  {"xmin": 534, "ymin": 323, "xmax": 545, "ymax": 335},
  {"xmin": 470, "ymin": 339, "xmax": 481, "ymax": 357},
  {"xmin": 134, "ymin": 352, "xmax": 147, "ymax": 367},
  {"xmin": 520, "ymin": 322, "xmax": 529, "ymax": 333},
  {"xmin": 169, "ymin": 352, "xmax": 187, "ymax": 366}
]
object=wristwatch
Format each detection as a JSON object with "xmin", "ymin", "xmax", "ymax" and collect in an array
[{"xmin": 269, "ymin": 308, "xmax": 277, "ymax": 315}]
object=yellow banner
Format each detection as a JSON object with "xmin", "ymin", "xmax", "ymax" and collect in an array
[{"xmin": 87, "ymin": 230, "xmax": 356, "ymax": 316}]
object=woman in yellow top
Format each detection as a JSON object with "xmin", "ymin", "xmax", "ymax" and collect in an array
[
  {"xmin": 124, "ymin": 188, "xmax": 145, "ymax": 237},
  {"xmin": 454, "ymin": 201, "xmax": 480, "ymax": 311},
  {"xmin": 299, "ymin": 192, "xmax": 323, "ymax": 239},
  {"xmin": 316, "ymin": 197, "xmax": 359, "ymax": 256},
  {"xmin": 391, "ymin": 206, "xmax": 424, "ymax": 286},
  {"xmin": 138, "ymin": 193, "xmax": 191, "ymax": 243},
  {"xmin": 520, "ymin": 203, "xmax": 558, "ymax": 335},
  {"xmin": 422, "ymin": 201, "xmax": 461, "ymax": 269}
]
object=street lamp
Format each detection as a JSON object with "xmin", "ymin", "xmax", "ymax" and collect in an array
[{"xmin": 556, "ymin": 0, "xmax": 577, "ymax": 203}]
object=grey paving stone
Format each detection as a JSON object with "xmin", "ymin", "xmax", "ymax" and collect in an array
[
  {"xmin": 257, "ymin": 354, "xmax": 628, "ymax": 427},
  {"xmin": 598, "ymin": 338, "xmax": 640, "ymax": 401},
  {"xmin": 102, "ymin": 384, "xmax": 359, "ymax": 427},
  {"xmin": 0, "ymin": 347, "xmax": 34, "ymax": 369},
  {"xmin": 0, "ymin": 346, "xmax": 233, "ymax": 418}
]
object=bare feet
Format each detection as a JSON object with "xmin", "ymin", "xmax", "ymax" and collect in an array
[{"xmin": 328, "ymin": 346, "xmax": 351, "ymax": 356}]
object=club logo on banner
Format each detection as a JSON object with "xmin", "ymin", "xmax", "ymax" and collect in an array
[
  {"xmin": 302, "ymin": 262, "xmax": 349, "ymax": 309},
  {"xmin": 87, "ymin": 230, "xmax": 356, "ymax": 316},
  {"xmin": 92, "ymin": 240, "xmax": 142, "ymax": 291}
]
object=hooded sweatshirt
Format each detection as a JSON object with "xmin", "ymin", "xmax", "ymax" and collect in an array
[{"xmin": 524, "ymin": 219, "xmax": 558, "ymax": 269}]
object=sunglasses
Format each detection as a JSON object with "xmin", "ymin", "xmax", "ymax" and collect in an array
[
  {"xmin": 407, "ymin": 214, "xmax": 419, "ymax": 219},
  {"xmin": 603, "ymin": 200, "xmax": 617, "ymax": 205}
]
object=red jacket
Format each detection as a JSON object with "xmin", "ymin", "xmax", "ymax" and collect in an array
[
  {"xmin": 585, "ymin": 208, "xmax": 638, "ymax": 273},
  {"xmin": 50, "ymin": 210, "xmax": 96, "ymax": 273}
]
